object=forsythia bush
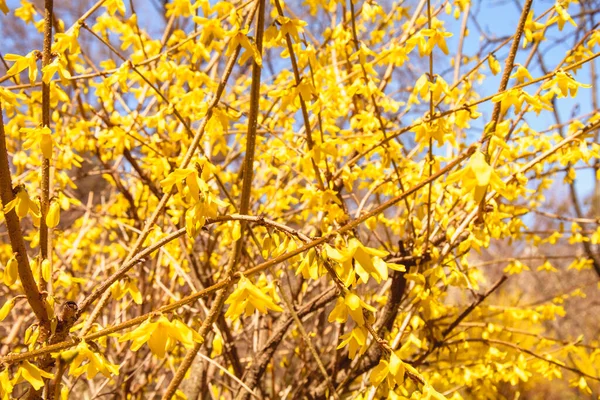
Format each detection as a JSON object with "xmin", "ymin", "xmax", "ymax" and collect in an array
[{"xmin": 0, "ymin": 0, "xmax": 599, "ymax": 398}]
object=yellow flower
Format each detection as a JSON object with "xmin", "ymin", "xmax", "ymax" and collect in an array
[
  {"xmin": 165, "ymin": 0, "xmax": 198, "ymax": 17},
  {"xmin": 4, "ymin": 51, "xmax": 38, "ymax": 83},
  {"xmin": 56, "ymin": 341, "xmax": 119, "ymax": 379},
  {"xmin": 104, "ymin": 0, "xmax": 125, "ymax": 16},
  {"xmin": 0, "ymin": 369, "xmax": 13, "ymax": 399},
  {"xmin": 3, "ymin": 186, "xmax": 40, "ymax": 219},
  {"xmin": 14, "ymin": 1, "xmax": 36, "ymax": 24},
  {"xmin": 185, "ymin": 193, "xmax": 227, "ymax": 237},
  {"xmin": 510, "ymin": 65, "xmax": 533, "ymax": 84},
  {"xmin": 111, "ymin": 277, "xmax": 143, "ymax": 304},
  {"xmin": 0, "ymin": 298, "xmax": 16, "ymax": 321},
  {"xmin": 523, "ymin": 11, "xmax": 545, "ymax": 48},
  {"xmin": 541, "ymin": 69, "xmax": 591, "ymax": 98},
  {"xmin": 0, "ymin": 87, "xmax": 17, "ymax": 104},
  {"xmin": 295, "ymin": 248, "xmax": 321, "ymax": 280},
  {"xmin": 46, "ymin": 200, "xmax": 61, "ymax": 228},
  {"xmin": 488, "ymin": 54, "xmax": 501, "ymax": 75},
  {"xmin": 421, "ymin": 27, "xmax": 453, "ymax": 55},
  {"xmin": 325, "ymin": 238, "xmax": 395, "ymax": 285},
  {"xmin": 3, "ymin": 255, "xmax": 18, "ymax": 286},
  {"xmin": 211, "ymin": 332, "xmax": 224, "ymax": 358},
  {"xmin": 446, "ymin": 151, "xmax": 505, "ymax": 202},
  {"xmin": 193, "ymin": 16, "xmax": 226, "ymax": 43},
  {"xmin": 337, "ymin": 326, "xmax": 368, "ymax": 359},
  {"xmin": 328, "ymin": 292, "xmax": 376, "ymax": 326},
  {"xmin": 491, "ymin": 89, "xmax": 524, "ymax": 115},
  {"xmin": 53, "ymin": 26, "xmax": 81, "ymax": 55},
  {"xmin": 119, "ymin": 315, "xmax": 202, "ymax": 358},
  {"xmin": 21, "ymin": 126, "xmax": 53, "ymax": 159},
  {"xmin": 276, "ymin": 16, "xmax": 307, "ymax": 43},
  {"xmin": 41, "ymin": 57, "xmax": 72, "ymax": 84},
  {"xmin": 504, "ymin": 260, "xmax": 530, "ymax": 275},
  {"xmin": 227, "ymin": 28, "xmax": 262, "ymax": 66},
  {"xmin": 13, "ymin": 361, "xmax": 54, "ymax": 391},
  {"xmin": 552, "ymin": 3, "xmax": 576, "ymax": 31},
  {"xmin": 224, "ymin": 275, "xmax": 283, "ymax": 321},
  {"xmin": 370, "ymin": 352, "xmax": 405, "ymax": 387}
]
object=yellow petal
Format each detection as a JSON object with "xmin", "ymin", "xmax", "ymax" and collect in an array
[
  {"xmin": 19, "ymin": 361, "xmax": 54, "ymax": 390},
  {"xmin": 211, "ymin": 332, "xmax": 223, "ymax": 357},
  {"xmin": 370, "ymin": 359, "xmax": 389, "ymax": 386},
  {"xmin": 327, "ymin": 297, "xmax": 348, "ymax": 323},
  {"xmin": 41, "ymin": 259, "xmax": 51, "ymax": 282},
  {"xmin": 147, "ymin": 330, "xmax": 168, "ymax": 358},
  {"xmin": 16, "ymin": 192, "xmax": 29, "ymax": 218},
  {"xmin": 231, "ymin": 221, "xmax": 241, "ymax": 242},
  {"xmin": 4, "ymin": 256, "xmax": 18, "ymax": 286},
  {"xmin": 344, "ymin": 292, "xmax": 362, "ymax": 311},
  {"xmin": 46, "ymin": 201, "xmax": 60, "ymax": 228},
  {"xmin": 0, "ymin": 298, "xmax": 15, "ymax": 321},
  {"xmin": 2, "ymin": 196, "xmax": 18, "ymax": 215},
  {"xmin": 389, "ymin": 352, "xmax": 405, "ymax": 382},
  {"xmin": 40, "ymin": 133, "xmax": 53, "ymax": 159}
]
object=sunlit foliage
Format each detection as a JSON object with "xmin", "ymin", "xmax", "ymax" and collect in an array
[{"xmin": 0, "ymin": 0, "xmax": 599, "ymax": 398}]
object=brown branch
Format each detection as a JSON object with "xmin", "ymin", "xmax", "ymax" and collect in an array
[
  {"xmin": 484, "ymin": 0, "xmax": 533, "ymax": 140},
  {"xmin": 413, "ymin": 274, "xmax": 508, "ymax": 365},
  {"xmin": 162, "ymin": 0, "xmax": 266, "ymax": 397},
  {"xmin": 0, "ymin": 102, "xmax": 50, "ymax": 337},
  {"xmin": 278, "ymin": 284, "xmax": 339, "ymax": 399},
  {"xmin": 474, "ymin": 0, "xmax": 532, "ymax": 221},
  {"xmin": 37, "ymin": 0, "xmax": 54, "ymax": 294},
  {"xmin": 235, "ymin": 287, "xmax": 339, "ymax": 400}
]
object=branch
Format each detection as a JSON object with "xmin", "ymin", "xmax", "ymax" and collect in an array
[
  {"xmin": 413, "ymin": 274, "xmax": 508, "ymax": 365},
  {"xmin": 38, "ymin": 0, "xmax": 54, "ymax": 292},
  {"xmin": 235, "ymin": 288, "xmax": 339, "ymax": 400},
  {"xmin": 278, "ymin": 284, "xmax": 339, "ymax": 400},
  {"xmin": 0, "ymin": 102, "xmax": 50, "ymax": 337},
  {"xmin": 162, "ymin": 0, "xmax": 266, "ymax": 397},
  {"xmin": 482, "ymin": 0, "xmax": 533, "ymax": 144}
]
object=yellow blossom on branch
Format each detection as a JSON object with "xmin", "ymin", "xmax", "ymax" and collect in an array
[
  {"xmin": 3, "ymin": 186, "xmax": 40, "ymax": 219},
  {"xmin": 224, "ymin": 275, "xmax": 283, "ymax": 321},
  {"xmin": 118, "ymin": 315, "xmax": 203, "ymax": 358},
  {"xmin": 328, "ymin": 291, "xmax": 376, "ymax": 326},
  {"xmin": 446, "ymin": 151, "xmax": 506, "ymax": 202},
  {"xmin": 324, "ymin": 237, "xmax": 400, "ymax": 285},
  {"xmin": 54, "ymin": 341, "xmax": 120, "ymax": 379},
  {"xmin": 4, "ymin": 51, "xmax": 38, "ymax": 84},
  {"xmin": 541, "ymin": 69, "xmax": 592, "ymax": 98},
  {"xmin": 337, "ymin": 326, "xmax": 369, "ymax": 359},
  {"xmin": 12, "ymin": 361, "xmax": 54, "ymax": 391}
]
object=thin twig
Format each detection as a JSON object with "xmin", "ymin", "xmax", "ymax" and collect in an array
[{"xmin": 278, "ymin": 284, "xmax": 339, "ymax": 400}]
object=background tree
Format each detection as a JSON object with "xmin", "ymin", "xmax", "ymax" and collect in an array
[{"xmin": 0, "ymin": 0, "xmax": 599, "ymax": 399}]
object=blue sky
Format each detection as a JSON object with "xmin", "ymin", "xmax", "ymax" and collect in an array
[{"xmin": 443, "ymin": 0, "xmax": 598, "ymax": 207}]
